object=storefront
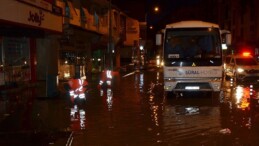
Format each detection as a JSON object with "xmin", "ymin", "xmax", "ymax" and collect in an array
[
  {"xmin": 59, "ymin": 26, "xmax": 102, "ymax": 80},
  {"xmin": 0, "ymin": 0, "xmax": 62, "ymax": 93},
  {"xmin": 59, "ymin": 48, "xmax": 89, "ymax": 80},
  {"xmin": 0, "ymin": 37, "xmax": 31, "ymax": 86}
]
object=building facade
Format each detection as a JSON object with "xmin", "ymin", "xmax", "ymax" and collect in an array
[
  {"xmin": 0, "ymin": 0, "xmax": 63, "ymax": 96},
  {"xmin": 0, "ymin": 0, "xmax": 140, "ymax": 96},
  {"xmin": 218, "ymin": 0, "xmax": 259, "ymax": 55}
]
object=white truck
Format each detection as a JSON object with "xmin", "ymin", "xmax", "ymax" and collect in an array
[{"xmin": 156, "ymin": 21, "xmax": 231, "ymax": 97}]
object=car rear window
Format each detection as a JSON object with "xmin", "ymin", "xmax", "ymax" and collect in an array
[{"xmin": 236, "ymin": 58, "xmax": 258, "ymax": 65}]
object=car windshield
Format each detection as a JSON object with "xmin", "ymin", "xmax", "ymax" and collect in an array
[{"xmin": 236, "ymin": 58, "xmax": 258, "ymax": 65}]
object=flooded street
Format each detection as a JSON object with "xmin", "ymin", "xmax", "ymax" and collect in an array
[
  {"xmin": 74, "ymin": 69, "xmax": 259, "ymax": 146},
  {"xmin": 1, "ymin": 69, "xmax": 259, "ymax": 145}
]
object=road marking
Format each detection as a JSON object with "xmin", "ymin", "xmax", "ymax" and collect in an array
[
  {"xmin": 66, "ymin": 132, "xmax": 74, "ymax": 146},
  {"xmin": 122, "ymin": 71, "xmax": 135, "ymax": 78}
]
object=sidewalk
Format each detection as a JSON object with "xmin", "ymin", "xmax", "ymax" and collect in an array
[
  {"xmin": 0, "ymin": 64, "xmax": 146, "ymax": 98},
  {"xmin": 0, "ymin": 75, "xmax": 102, "ymax": 145},
  {"xmin": 0, "ymin": 82, "xmax": 39, "ymax": 97},
  {"xmin": 0, "ymin": 81, "xmax": 71, "ymax": 145},
  {"xmin": 0, "ymin": 68, "xmax": 150, "ymax": 145}
]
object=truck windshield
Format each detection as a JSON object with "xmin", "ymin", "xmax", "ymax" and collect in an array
[{"xmin": 164, "ymin": 28, "xmax": 222, "ymax": 66}]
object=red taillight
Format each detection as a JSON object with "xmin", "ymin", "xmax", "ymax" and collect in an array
[{"xmin": 242, "ymin": 52, "xmax": 251, "ymax": 57}]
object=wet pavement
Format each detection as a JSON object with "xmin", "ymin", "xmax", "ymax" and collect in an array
[
  {"xmin": 1, "ymin": 68, "xmax": 259, "ymax": 146},
  {"xmin": 0, "ymin": 82, "xmax": 72, "ymax": 145}
]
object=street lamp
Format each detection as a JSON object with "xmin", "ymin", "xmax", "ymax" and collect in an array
[
  {"xmin": 145, "ymin": 6, "xmax": 159, "ymax": 35},
  {"xmin": 145, "ymin": 6, "xmax": 159, "ymax": 63},
  {"xmin": 154, "ymin": 6, "xmax": 159, "ymax": 13}
]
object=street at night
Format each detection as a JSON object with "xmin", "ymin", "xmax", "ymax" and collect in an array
[
  {"xmin": 0, "ymin": 67, "xmax": 259, "ymax": 146},
  {"xmin": 1, "ymin": 0, "xmax": 259, "ymax": 146}
]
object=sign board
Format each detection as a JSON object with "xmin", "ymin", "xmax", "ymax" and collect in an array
[{"xmin": 0, "ymin": 0, "xmax": 62, "ymax": 32}]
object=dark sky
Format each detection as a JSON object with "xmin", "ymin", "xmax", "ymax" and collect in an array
[
  {"xmin": 111, "ymin": 0, "xmax": 201, "ymax": 21},
  {"xmin": 111, "ymin": 0, "xmax": 146, "ymax": 21}
]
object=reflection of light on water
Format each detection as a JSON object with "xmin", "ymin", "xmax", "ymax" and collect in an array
[
  {"xmin": 149, "ymin": 95, "xmax": 154, "ymax": 102},
  {"xmin": 148, "ymin": 94, "xmax": 159, "ymax": 126},
  {"xmin": 175, "ymin": 106, "xmax": 200, "ymax": 115},
  {"xmin": 156, "ymin": 72, "xmax": 160, "ymax": 82},
  {"xmin": 235, "ymin": 86, "xmax": 243, "ymax": 104},
  {"xmin": 185, "ymin": 107, "xmax": 199, "ymax": 115},
  {"xmin": 148, "ymin": 92, "xmax": 162, "ymax": 143},
  {"xmin": 235, "ymin": 86, "xmax": 250, "ymax": 109},
  {"xmin": 79, "ymin": 109, "xmax": 86, "ymax": 129},
  {"xmin": 100, "ymin": 88, "xmax": 113, "ymax": 111},
  {"xmin": 151, "ymin": 105, "xmax": 159, "ymax": 126},
  {"xmin": 107, "ymin": 88, "xmax": 113, "ymax": 111},
  {"xmin": 70, "ymin": 105, "xmax": 86, "ymax": 130},
  {"xmin": 139, "ymin": 73, "xmax": 144, "ymax": 92},
  {"xmin": 134, "ymin": 73, "xmax": 144, "ymax": 92}
]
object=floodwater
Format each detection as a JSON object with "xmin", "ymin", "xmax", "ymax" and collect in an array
[{"xmin": 1, "ymin": 69, "xmax": 259, "ymax": 146}]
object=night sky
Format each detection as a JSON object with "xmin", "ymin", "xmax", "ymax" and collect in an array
[
  {"xmin": 111, "ymin": 0, "xmax": 201, "ymax": 20},
  {"xmin": 112, "ymin": 0, "xmax": 201, "ymax": 30}
]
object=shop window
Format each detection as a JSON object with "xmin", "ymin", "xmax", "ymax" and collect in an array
[
  {"xmin": 100, "ymin": 15, "xmax": 108, "ymax": 27},
  {"xmin": 80, "ymin": 7, "xmax": 87, "ymax": 23},
  {"xmin": 2, "ymin": 37, "xmax": 31, "ymax": 83},
  {"xmin": 3, "ymin": 37, "xmax": 30, "ymax": 66},
  {"xmin": 65, "ymin": 1, "xmax": 72, "ymax": 18},
  {"xmin": 94, "ymin": 12, "xmax": 99, "ymax": 26}
]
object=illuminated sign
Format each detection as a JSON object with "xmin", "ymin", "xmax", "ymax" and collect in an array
[{"xmin": 0, "ymin": 0, "xmax": 62, "ymax": 32}]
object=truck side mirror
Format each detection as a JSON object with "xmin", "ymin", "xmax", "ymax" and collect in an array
[
  {"xmin": 225, "ymin": 33, "xmax": 232, "ymax": 46},
  {"xmin": 156, "ymin": 34, "xmax": 162, "ymax": 46}
]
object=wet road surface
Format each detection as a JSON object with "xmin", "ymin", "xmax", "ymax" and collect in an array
[{"xmin": 0, "ymin": 68, "xmax": 259, "ymax": 145}]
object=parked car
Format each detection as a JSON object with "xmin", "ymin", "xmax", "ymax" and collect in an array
[{"xmin": 224, "ymin": 52, "xmax": 259, "ymax": 84}]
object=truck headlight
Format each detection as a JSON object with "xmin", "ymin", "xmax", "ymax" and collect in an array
[
  {"xmin": 237, "ymin": 68, "xmax": 244, "ymax": 73},
  {"xmin": 160, "ymin": 61, "xmax": 164, "ymax": 66}
]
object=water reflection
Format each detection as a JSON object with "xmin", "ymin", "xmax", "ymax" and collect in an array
[
  {"xmin": 220, "ymin": 80, "xmax": 259, "ymax": 145},
  {"xmin": 156, "ymin": 72, "xmax": 160, "ymax": 83},
  {"xmin": 106, "ymin": 88, "xmax": 113, "ymax": 111},
  {"xmin": 146, "ymin": 74, "xmax": 165, "ymax": 144},
  {"xmin": 70, "ymin": 105, "xmax": 86, "ymax": 131},
  {"xmin": 99, "ymin": 87, "xmax": 114, "ymax": 128},
  {"xmin": 100, "ymin": 88, "xmax": 113, "ymax": 111},
  {"xmin": 175, "ymin": 106, "xmax": 200, "ymax": 115},
  {"xmin": 135, "ymin": 72, "xmax": 144, "ymax": 93},
  {"xmin": 162, "ymin": 102, "xmax": 221, "ymax": 145},
  {"xmin": 149, "ymin": 94, "xmax": 159, "ymax": 127}
]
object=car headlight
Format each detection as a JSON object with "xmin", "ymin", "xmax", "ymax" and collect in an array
[{"xmin": 237, "ymin": 68, "xmax": 244, "ymax": 73}]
